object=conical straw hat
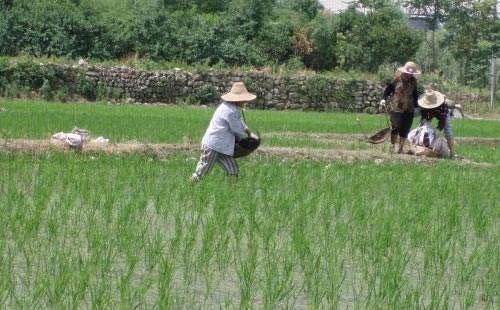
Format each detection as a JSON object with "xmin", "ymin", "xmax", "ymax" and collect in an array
[
  {"xmin": 221, "ymin": 82, "xmax": 256, "ymax": 102},
  {"xmin": 418, "ymin": 89, "xmax": 445, "ymax": 109},
  {"xmin": 397, "ymin": 61, "xmax": 421, "ymax": 76}
]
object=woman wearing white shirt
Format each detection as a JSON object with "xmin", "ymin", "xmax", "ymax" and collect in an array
[{"xmin": 191, "ymin": 82, "xmax": 257, "ymax": 182}]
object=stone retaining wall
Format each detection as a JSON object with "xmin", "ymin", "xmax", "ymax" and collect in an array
[
  {"xmin": 81, "ymin": 65, "xmax": 386, "ymax": 113},
  {"xmin": 3, "ymin": 62, "xmax": 389, "ymax": 113}
]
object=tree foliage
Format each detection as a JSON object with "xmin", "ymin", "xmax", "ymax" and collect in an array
[
  {"xmin": 286, "ymin": 0, "xmax": 323, "ymax": 20},
  {"xmin": 0, "ymin": 0, "xmax": 496, "ymax": 86},
  {"xmin": 404, "ymin": 0, "xmax": 499, "ymax": 86},
  {"xmin": 332, "ymin": 6, "xmax": 421, "ymax": 72}
]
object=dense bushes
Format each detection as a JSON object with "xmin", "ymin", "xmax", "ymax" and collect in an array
[
  {"xmin": 0, "ymin": 0, "xmax": 421, "ymax": 73},
  {"xmin": 0, "ymin": 57, "xmax": 94, "ymax": 100},
  {"xmin": 1, "ymin": 0, "xmax": 495, "ymax": 89}
]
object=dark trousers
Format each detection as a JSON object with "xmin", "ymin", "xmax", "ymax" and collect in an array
[{"xmin": 390, "ymin": 111, "xmax": 414, "ymax": 143}]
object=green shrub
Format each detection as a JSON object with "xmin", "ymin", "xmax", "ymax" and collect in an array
[
  {"xmin": 55, "ymin": 88, "xmax": 69, "ymax": 103},
  {"xmin": 3, "ymin": 83, "xmax": 30, "ymax": 98},
  {"xmin": 256, "ymin": 13, "xmax": 295, "ymax": 63},
  {"xmin": 0, "ymin": 57, "xmax": 10, "ymax": 92},
  {"xmin": 76, "ymin": 75, "xmax": 97, "ymax": 101},
  {"xmin": 306, "ymin": 14, "xmax": 338, "ymax": 70},
  {"xmin": 375, "ymin": 63, "xmax": 397, "ymax": 84},
  {"xmin": 334, "ymin": 80, "xmax": 358, "ymax": 111},
  {"xmin": 333, "ymin": 7, "xmax": 421, "ymax": 72},
  {"xmin": 195, "ymin": 84, "xmax": 218, "ymax": 104},
  {"xmin": 95, "ymin": 84, "xmax": 124, "ymax": 101},
  {"xmin": 108, "ymin": 87, "xmax": 124, "ymax": 100},
  {"xmin": 0, "ymin": 56, "xmax": 9, "ymax": 71},
  {"xmin": 218, "ymin": 37, "xmax": 266, "ymax": 66},
  {"xmin": 242, "ymin": 77, "xmax": 256, "ymax": 93},
  {"xmin": 300, "ymin": 75, "xmax": 357, "ymax": 110},
  {"xmin": 10, "ymin": 58, "xmax": 44, "ymax": 89},
  {"xmin": 95, "ymin": 84, "xmax": 108, "ymax": 101},
  {"xmin": 39, "ymin": 79, "xmax": 53, "ymax": 100},
  {"xmin": 301, "ymin": 75, "xmax": 333, "ymax": 103},
  {"xmin": 286, "ymin": 57, "xmax": 305, "ymax": 71}
]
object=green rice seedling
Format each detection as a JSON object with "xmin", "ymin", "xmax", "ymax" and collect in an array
[
  {"xmin": 235, "ymin": 237, "xmax": 258, "ymax": 309},
  {"xmin": 46, "ymin": 251, "xmax": 74, "ymax": 307},
  {"xmin": 0, "ymin": 247, "xmax": 14, "ymax": 305},
  {"xmin": 261, "ymin": 239, "xmax": 296, "ymax": 309},
  {"xmin": 2, "ymin": 99, "xmax": 500, "ymax": 143},
  {"xmin": 292, "ymin": 202, "xmax": 333, "ymax": 306},
  {"xmin": 88, "ymin": 275, "xmax": 113, "ymax": 309},
  {"xmin": 118, "ymin": 253, "xmax": 139, "ymax": 302},
  {"xmin": 157, "ymin": 255, "xmax": 176, "ymax": 309},
  {"xmin": 69, "ymin": 258, "xmax": 91, "ymax": 308},
  {"xmin": 460, "ymin": 144, "xmax": 500, "ymax": 164},
  {"xmin": 1, "ymin": 121, "xmax": 498, "ymax": 309},
  {"xmin": 208, "ymin": 202, "xmax": 232, "ymax": 274},
  {"xmin": 322, "ymin": 244, "xmax": 345, "ymax": 308},
  {"xmin": 145, "ymin": 232, "xmax": 165, "ymax": 273},
  {"xmin": 179, "ymin": 209, "xmax": 202, "ymax": 288},
  {"xmin": 196, "ymin": 215, "xmax": 217, "ymax": 292}
]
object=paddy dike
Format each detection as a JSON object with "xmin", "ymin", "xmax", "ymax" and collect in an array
[{"xmin": 1, "ymin": 132, "xmax": 496, "ymax": 167}]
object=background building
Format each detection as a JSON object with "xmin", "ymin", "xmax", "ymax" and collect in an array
[{"xmin": 319, "ymin": 0, "xmax": 350, "ymax": 13}]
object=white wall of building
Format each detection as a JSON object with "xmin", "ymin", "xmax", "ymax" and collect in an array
[
  {"xmin": 319, "ymin": 0, "xmax": 351, "ymax": 13},
  {"xmin": 320, "ymin": 0, "xmax": 500, "ymax": 16}
]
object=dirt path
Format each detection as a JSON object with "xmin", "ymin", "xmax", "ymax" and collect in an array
[
  {"xmin": 262, "ymin": 132, "xmax": 500, "ymax": 146},
  {"xmin": 465, "ymin": 113, "xmax": 500, "ymax": 121},
  {"xmin": 1, "ymin": 136, "xmax": 494, "ymax": 167}
]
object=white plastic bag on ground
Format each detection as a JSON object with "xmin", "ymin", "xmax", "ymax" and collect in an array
[
  {"xmin": 91, "ymin": 136, "xmax": 110, "ymax": 146},
  {"xmin": 408, "ymin": 121, "xmax": 435, "ymax": 148},
  {"xmin": 432, "ymin": 136, "xmax": 450, "ymax": 158},
  {"xmin": 65, "ymin": 133, "xmax": 84, "ymax": 148},
  {"xmin": 408, "ymin": 122, "xmax": 449, "ymax": 158},
  {"xmin": 51, "ymin": 128, "xmax": 110, "ymax": 150},
  {"xmin": 50, "ymin": 128, "xmax": 89, "ymax": 149},
  {"xmin": 50, "ymin": 132, "xmax": 67, "ymax": 143}
]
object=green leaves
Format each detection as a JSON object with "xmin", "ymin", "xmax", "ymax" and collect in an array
[{"xmin": 0, "ymin": 0, "xmax": 497, "ymax": 88}]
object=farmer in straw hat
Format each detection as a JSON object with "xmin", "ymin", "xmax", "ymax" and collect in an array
[
  {"xmin": 411, "ymin": 86, "xmax": 456, "ymax": 158},
  {"xmin": 380, "ymin": 61, "xmax": 422, "ymax": 153},
  {"xmin": 191, "ymin": 82, "xmax": 258, "ymax": 182}
]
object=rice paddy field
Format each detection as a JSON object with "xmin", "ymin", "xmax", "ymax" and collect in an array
[{"xmin": 0, "ymin": 99, "xmax": 499, "ymax": 308}]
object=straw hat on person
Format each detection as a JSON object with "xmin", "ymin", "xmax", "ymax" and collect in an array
[
  {"xmin": 418, "ymin": 89, "xmax": 446, "ymax": 109},
  {"xmin": 221, "ymin": 82, "xmax": 256, "ymax": 102},
  {"xmin": 397, "ymin": 61, "xmax": 421, "ymax": 76}
]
